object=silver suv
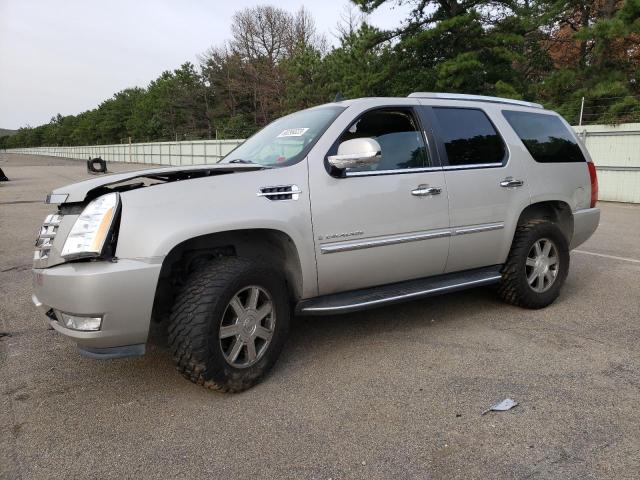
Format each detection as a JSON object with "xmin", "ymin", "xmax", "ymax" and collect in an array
[{"xmin": 32, "ymin": 93, "xmax": 600, "ymax": 392}]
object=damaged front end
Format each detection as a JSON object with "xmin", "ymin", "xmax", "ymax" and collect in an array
[
  {"xmin": 34, "ymin": 164, "xmax": 263, "ymax": 269},
  {"xmin": 54, "ymin": 163, "xmax": 263, "ymax": 204}
]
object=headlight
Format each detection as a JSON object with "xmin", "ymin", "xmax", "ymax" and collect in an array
[{"xmin": 61, "ymin": 193, "xmax": 119, "ymax": 258}]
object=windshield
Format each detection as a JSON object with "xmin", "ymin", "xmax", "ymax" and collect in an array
[{"xmin": 221, "ymin": 106, "xmax": 345, "ymax": 167}]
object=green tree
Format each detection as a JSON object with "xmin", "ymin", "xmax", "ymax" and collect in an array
[
  {"xmin": 322, "ymin": 24, "xmax": 395, "ymax": 98},
  {"xmin": 7, "ymin": 1, "xmax": 640, "ymax": 148}
]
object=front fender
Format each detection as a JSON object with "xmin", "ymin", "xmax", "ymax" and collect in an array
[{"xmin": 114, "ymin": 162, "xmax": 318, "ymax": 297}]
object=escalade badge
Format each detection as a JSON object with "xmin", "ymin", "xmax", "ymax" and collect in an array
[{"xmin": 318, "ymin": 231, "xmax": 364, "ymax": 241}]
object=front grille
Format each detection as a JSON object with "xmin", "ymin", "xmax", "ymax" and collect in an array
[{"xmin": 34, "ymin": 214, "xmax": 63, "ymax": 261}]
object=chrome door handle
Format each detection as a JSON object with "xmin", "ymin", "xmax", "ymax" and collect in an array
[
  {"xmin": 411, "ymin": 185, "xmax": 442, "ymax": 196},
  {"xmin": 500, "ymin": 177, "xmax": 524, "ymax": 188}
]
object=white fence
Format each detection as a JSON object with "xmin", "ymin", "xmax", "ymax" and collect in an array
[
  {"xmin": 7, "ymin": 139, "xmax": 244, "ymax": 166},
  {"xmin": 573, "ymin": 123, "xmax": 640, "ymax": 203},
  {"xmin": 5, "ymin": 123, "xmax": 640, "ymax": 202}
]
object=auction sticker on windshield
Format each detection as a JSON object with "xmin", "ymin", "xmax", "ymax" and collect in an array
[{"xmin": 277, "ymin": 128, "xmax": 309, "ymax": 137}]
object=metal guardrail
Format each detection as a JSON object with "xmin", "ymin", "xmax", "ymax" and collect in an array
[
  {"xmin": 6, "ymin": 139, "xmax": 245, "ymax": 166},
  {"xmin": 578, "ymin": 130, "xmax": 640, "ymax": 137},
  {"xmin": 5, "ymin": 124, "xmax": 640, "ymax": 202}
]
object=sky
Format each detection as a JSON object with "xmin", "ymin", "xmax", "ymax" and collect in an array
[{"xmin": 0, "ymin": 0, "xmax": 411, "ymax": 129}]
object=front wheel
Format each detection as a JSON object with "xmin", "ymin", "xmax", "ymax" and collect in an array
[
  {"xmin": 168, "ymin": 256, "xmax": 290, "ymax": 392},
  {"xmin": 498, "ymin": 219, "xmax": 570, "ymax": 309}
]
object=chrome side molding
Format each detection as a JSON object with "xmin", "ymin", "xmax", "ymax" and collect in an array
[
  {"xmin": 320, "ymin": 229, "xmax": 451, "ymax": 254},
  {"xmin": 320, "ymin": 222, "xmax": 504, "ymax": 254},
  {"xmin": 453, "ymin": 222, "xmax": 504, "ymax": 236},
  {"xmin": 442, "ymin": 163, "xmax": 503, "ymax": 171}
]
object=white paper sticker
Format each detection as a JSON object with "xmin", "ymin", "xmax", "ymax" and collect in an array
[{"xmin": 277, "ymin": 128, "xmax": 309, "ymax": 138}]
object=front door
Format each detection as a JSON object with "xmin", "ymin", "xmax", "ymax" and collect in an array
[
  {"xmin": 308, "ymin": 104, "xmax": 450, "ymax": 295},
  {"xmin": 423, "ymin": 104, "xmax": 531, "ymax": 272}
]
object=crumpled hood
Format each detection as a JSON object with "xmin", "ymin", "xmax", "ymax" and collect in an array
[{"xmin": 51, "ymin": 163, "xmax": 264, "ymax": 203}]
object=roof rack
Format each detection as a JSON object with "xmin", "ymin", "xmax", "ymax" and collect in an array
[{"xmin": 408, "ymin": 92, "xmax": 543, "ymax": 109}]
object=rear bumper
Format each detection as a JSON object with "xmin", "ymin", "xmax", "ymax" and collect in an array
[
  {"xmin": 570, "ymin": 207, "xmax": 600, "ymax": 249},
  {"xmin": 32, "ymin": 259, "xmax": 162, "ymax": 354}
]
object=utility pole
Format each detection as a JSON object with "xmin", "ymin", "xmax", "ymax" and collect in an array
[{"xmin": 579, "ymin": 97, "xmax": 585, "ymax": 126}]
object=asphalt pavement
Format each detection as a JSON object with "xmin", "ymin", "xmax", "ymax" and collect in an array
[{"xmin": 1, "ymin": 153, "xmax": 639, "ymax": 479}]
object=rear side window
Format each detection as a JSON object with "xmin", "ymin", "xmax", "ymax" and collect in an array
[
  {"xmin": 502, "ymin": 110, "xmax": 586, "ymax": 163},
  {"xmin": 432, "ymin": 107, "xmax": 506, "ymax": 166}
]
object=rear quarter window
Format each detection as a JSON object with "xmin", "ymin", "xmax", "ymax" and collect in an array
[{"xmin": 502, "ymin": 110, "xmax": 586, "ymax": 163}]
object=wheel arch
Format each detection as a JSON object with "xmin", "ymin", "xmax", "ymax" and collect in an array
[
  {"xmin": 152, "ymin": 228, "xmax": 304, "ymax": 322},
  {"xmin": 516, "ymin": 200, "xmax": 574, "ymax": 244}
]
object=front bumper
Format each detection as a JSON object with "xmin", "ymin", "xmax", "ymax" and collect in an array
[
  {"xmin": 32, "ymin": 259, "xmax": 162, "ymax": 355},
  {"xmin": 570, "ymin": 207, "xmax": 600, "ymax": 249}
]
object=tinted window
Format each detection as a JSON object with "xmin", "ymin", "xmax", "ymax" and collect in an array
[
  {"xmin": 338, "ymin": 108, "xmax": 429, "ymax": 172},
  {"xmin": 503, "ymin": 110, "xmax": 586, "ymax": 163},
  {"xmin": 433, "ymin": 108, "xmax": 506, "ymax": 166}
]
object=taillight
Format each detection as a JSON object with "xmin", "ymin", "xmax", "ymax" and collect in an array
[{"xmin": 587, "ymin": 161, "xmax": 598, "ymax": 208}]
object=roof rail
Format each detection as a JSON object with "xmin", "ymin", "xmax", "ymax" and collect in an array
[{"xmin": 408, "ymin": 92, "xmax": 543, "ymax": 109}]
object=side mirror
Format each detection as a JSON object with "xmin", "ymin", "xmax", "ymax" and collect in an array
[{"xmin": 327, "ymin": 138, "xmax": 381, "ymax": 170}]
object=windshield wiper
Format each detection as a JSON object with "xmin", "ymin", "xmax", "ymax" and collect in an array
[
  {"xmin": 227, "ymin": 159, "xmax": 272, "ymax": 168},
  {"xmin": 229, "ymin": 159, "xmax": 256, "ymax": 164}
]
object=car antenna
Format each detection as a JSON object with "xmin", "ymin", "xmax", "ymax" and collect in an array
[{"xmin": 334, "ymin": 92, "xmax": 345, "ymax": 102}]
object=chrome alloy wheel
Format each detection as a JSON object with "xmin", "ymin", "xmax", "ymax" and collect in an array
[
  {"xmin": 219, "ymin": 286, "xmax": 275, "ymax": 368},
  {"xmin": 525, "ymin": 238, "xmax": 559, "ymax": 293}
]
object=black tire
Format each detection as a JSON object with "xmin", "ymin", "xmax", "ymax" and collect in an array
[
  {"xmin": 498, "ymin": 219, "xmax": 570, "ymax": 309},
  {"xmin": 168, "ymin": 256, "xmax": 290, "ymax": 392}
]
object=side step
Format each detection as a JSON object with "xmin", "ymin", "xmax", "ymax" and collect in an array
[{"xmin": 296, "ymin": 265, "xmax": 503, "ymax": 315}]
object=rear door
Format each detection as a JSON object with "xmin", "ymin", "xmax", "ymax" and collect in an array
[{"xmin": 423, "ymin": 104, "xmax": 531, "ymax": 272}]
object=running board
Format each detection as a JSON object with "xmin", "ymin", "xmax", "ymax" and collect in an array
[{"xmin": 296, "ymin": 265, "xmax": 503, "ymax": 315}]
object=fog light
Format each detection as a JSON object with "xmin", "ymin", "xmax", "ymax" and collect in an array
[{"xmin": 56, "ymin": 311, "xmax": 102, "ymax": 331}]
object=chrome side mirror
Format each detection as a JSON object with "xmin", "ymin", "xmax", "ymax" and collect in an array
[{"xmin": 327, "ymin": 138, "xmax": 381, "ymax": 170}]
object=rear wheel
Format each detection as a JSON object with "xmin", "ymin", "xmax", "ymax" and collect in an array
[
  {"xmin": 498, "ymin": 219, "xmax": 569, "ymax": 309},
  {"xmin": 168, "ymin": 256, "xmax": 290, "ymax": 392}
]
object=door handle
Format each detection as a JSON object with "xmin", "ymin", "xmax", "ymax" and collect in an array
[
  {"xmin": 500, "ymin": 177, "xmax": 524, "ymax": 188},
  {"xmin": 411, "ymin": 185, "xmax": 442, "ymax": 196}
]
